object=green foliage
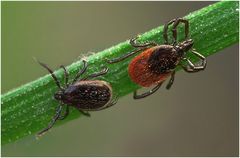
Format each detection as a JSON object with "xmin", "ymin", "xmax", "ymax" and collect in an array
[{"xmin": 1, "ymin": 1, "xmax": 239, "ymax": 145}]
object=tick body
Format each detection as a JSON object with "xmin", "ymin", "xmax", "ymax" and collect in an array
[
  {"xmin": 37, "ymin": 60, "xmax": 116, "ymax": 136},
  {"xmin": 129, "ymin": 45, "xmax": 178, "ymax": 87},
  {"xmin": 107, "ymin": 18, "xmax": 206, "ymax": 99},
  {"xmin": 57, "ymin": 80, "xmax": 112, "ymax": 110}
]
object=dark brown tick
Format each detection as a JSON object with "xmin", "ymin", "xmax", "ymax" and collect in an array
[
  {"xmin": 107, "ymin": 18, "xmax": 206, "ymax": 99},
  {"xmin": 37, "ymin": 60, "xmax": 116, "ymax": 136}
]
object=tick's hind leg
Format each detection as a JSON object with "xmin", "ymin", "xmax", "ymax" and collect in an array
[
  {"xmin": 37, "ymin": 105, "xmax": 63, "ymax": 136},
  {"xmin": 106, "ymin": 36, "xmax": 156, "ymax": 64},
  {"xmin": 82, "ymin": 67, "xmax": 109, "ymax": 80},
  {"xmin": 166, "ymin": 71, "xmax": 175, "ymax": 90},
  {"xmin": 130, "ymin": 36, "xmax": 157, "ymax": 48},
  {"xmin": 106, "ymin": 48, "xmax": 146, "ymax": 64},
  {"xmin": 133, "ymin": 83, "xmax": 163, "ymax": 99}
]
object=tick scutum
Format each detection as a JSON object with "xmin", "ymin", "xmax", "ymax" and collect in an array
[
  {"xmin": 62, "ymin": 80, "xmax": 112, "ymax": 110},
  {"xmin": 148, "ymin": 45, "xmax": 180, "ymax": 74}
]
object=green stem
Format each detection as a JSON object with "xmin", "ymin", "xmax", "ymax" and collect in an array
[{"xmin": 1, "ymin": 1, "xmax": 239, "ymax": 145}]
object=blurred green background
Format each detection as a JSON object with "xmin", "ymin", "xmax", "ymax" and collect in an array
[{"xmin": 2, "ymin": 1, "xmax": 238, "ymax": 156}]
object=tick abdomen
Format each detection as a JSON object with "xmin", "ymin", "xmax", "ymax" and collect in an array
[
  {"xmin": 64, "ymin": 80, "xmax": 112, "ymax": 110},
  {"xmin": 128, "ymin": 46, "xmax": 175, "ymax": 87}
]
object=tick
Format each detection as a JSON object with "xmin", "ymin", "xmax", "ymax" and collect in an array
[
  {"xmin": 107, "ymin": 18, "xmax": 206, "ymax": 99},
  {"xmin": 37, "ymin": 60, "xmax": 116, "ymax": 135}
]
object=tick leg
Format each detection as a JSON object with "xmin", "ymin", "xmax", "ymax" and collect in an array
[
  {"xmin": 106, "ymin": 48, "xmax": 147, "ymax": 64},
  {"xmin": 35, "ymin": 59, "xmax": 63, "ymax": 90},
  {"xmin": 163, "ymin": 18, "xmax": 189, "ymax": 45},
  {"xmin": 166, "ymin": 71, "xmax": 175, "ymax": 90},
  {"xmin": 72, "ymin": 60, "xmax": 88, "ymax": 83},
  {"xmin": 37, "ymin": 105, "xmax": 63, "ymax": 136},
  {"xmin": 191, "ymin": 50, "xmax": 207, "ymax": 69},
  {"xmin": 79, "ymin": 110, "xmax": 91, "ymax": 117},
  {"xmin": 60, "ymin": 65, "xmax": 69, "ymax": 87},
  {"xmin": 130, "ymin": 36, "xmax": 157, "ymax": 48},
  {"xmin": 133, "ymin": 83, "xmax": 163, "ymax": 99},
  {"xmin": 182, "ymin": 50, "xmax": 206, "ymax": 73},
  {"xmin": 58, "ymin": 105, "xmax": 69, "ymax": 120},
  {"xmin": 82, "ymin": 67, "xmax": 109, "ymax": 80},
  {"xmin": 163, "ymin": 19, "xmax": 176, "ymax": 44},
  {"xmin": 172, "ymin": 18, "xmax": 189, "ymax": 44},
  {"xmin": 106, "ymin": 35, "xmax": 155, "ymax": 64}
]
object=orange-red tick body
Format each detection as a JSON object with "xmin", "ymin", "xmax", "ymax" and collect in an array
[{"xmin": 128, "ymin": 45, "xmax": 180, "ymax": 87}]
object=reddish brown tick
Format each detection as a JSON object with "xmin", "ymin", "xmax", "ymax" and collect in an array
[{"xmin": 107, "ymin": 18, "xmax": 206, "ymax": 99}]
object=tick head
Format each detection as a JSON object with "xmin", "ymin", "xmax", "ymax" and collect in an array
[
  {"xmin": 54, "ymin": 91, "xmax": 64, "ymax": 101},
  {"xmin": 176, "ymin": 39, "xmax": 194, "ymax": 57},
  {"xmin": 182, "ymin": 39, "xmax": 194, "ymax": 52}
]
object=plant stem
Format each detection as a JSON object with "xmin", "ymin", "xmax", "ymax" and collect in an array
[{"xmin": 1, "ymin": 1, "xmax": 239, "ymax": 145}]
